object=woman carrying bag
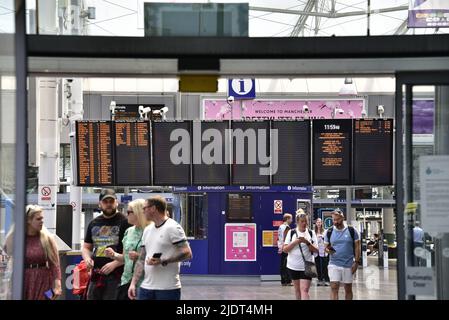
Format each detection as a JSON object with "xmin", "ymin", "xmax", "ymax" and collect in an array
[
  {"xmin": 105, "ymin": 199, "xmax": 152, "ymax": 300},
  {"xmin": 283, "ymin": 209, "xmax": 318, "ymax": 300}
]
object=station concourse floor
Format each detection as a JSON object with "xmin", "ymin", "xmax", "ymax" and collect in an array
[{"xmin": 180, "ymin": 260, "xmax": 397, "ymax": 300}]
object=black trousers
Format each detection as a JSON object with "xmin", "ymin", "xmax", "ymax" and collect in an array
[
  {"xmin": 279, "ymin": 252, "xmax": 291, "ymax": 284},
  {"xmin": 315, "ymin": 255, "xmax": 330, "ymax": 282}
]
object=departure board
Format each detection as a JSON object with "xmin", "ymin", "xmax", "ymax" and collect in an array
[
  {"xmin": 192, "ymin": 121, "xmax": 230, "ymax": 185},
  {"xmin": 231, "ymin": 121, "xmax": 271, "ymax": 185},
  {"xmin": 353, "ymin": 119, "xmax": 393, "ymax": 185},
  {"xmin": 152, "ymin": 121, "xmax": 191, "ymax": 185},
  {"xmin": 114, "ymin": 121, "xmax": 152, "ymax": 185},
  {"xmin": 313, "ymin": 119, "xmax": 352, "ymax": 185},
  {"xmin": 76, "ymin": 121, "xmax": 113, "ymax": 186},
  {"xmin": 272, "ymin": 121, "xmax": 311, "ymax": 185},
  {"xmin": 227, "ymin": 193, "xmax": 252, "ymax": 221},
  {"xmin": 114, "ymin": 104, "xmax": 140, "ymax": 120}
]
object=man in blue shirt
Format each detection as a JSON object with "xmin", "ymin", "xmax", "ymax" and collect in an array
[
  {"xmin": 413, "ymin": 221, "xmax": 425, "ymax": 266},
  {"xmin": 324, "ymin": 209, "xmax": 361, "ymax": 300}
]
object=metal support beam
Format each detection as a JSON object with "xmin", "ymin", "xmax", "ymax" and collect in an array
[
  {"xmin": 290, "ymin": 0, "xmax": 316, "ymax": 37},
  {"xmin": 12, "ymin": 0, "xmax": 27, "ymax": 300}
]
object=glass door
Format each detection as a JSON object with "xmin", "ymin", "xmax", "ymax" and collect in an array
[{"xmin": 396, "ymin": 72, "xmax": 449, "ymax": 300}]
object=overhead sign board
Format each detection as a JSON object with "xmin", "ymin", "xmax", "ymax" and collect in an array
[{"xmin": 228, "ymin": 79, "xmax": 256, "ymax": 100}]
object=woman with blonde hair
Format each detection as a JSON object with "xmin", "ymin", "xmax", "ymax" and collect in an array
[
  {"xmin": 5, "ymin": 205, "xmax": 62, "ymax": 300},
  {"xmin": 283, "ymin": 209, "xmax": 318, "ymax": 300},
  {"xmin": 105, "ymin": 198, "xmax": 152, "ymax": 300}
]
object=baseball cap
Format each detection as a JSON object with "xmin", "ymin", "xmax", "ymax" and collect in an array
[
  {"xmin": 99, "ymin": 188, "xmax": 117, "ymax": 201},
  {"xmin": 332, "ymin": 208, "xmax": 344, "ymax": 217}
]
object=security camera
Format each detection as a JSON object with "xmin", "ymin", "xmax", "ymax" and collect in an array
[
  {"xmin": 336, "ymin": 107, "xmax": 345, "ymax": 115},
  {"xmin": 138, "ymin": 105, "xmax": 151, "ymax": 120},
  {"xmin": 109, "ymin": 100, "xmax": 116, "ymax": 114},
  {"xmin": 227, "ymin": 96, "xmax": 235, "ymax": 104},
  {"xmin": 377, "ymin": 105, "xmax": 385, "ymax": 117},
  {"xmin": 160, "ymin": 106, "xmax": 169, "ymax": 114},
  {"xmin": 302, "ymin": 104, "xmax": 309, "ymax": 113}
]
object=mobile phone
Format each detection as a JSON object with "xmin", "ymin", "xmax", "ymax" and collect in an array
[
  {"xmin": 44, "ymin": 288, "xmax": 54, "ymax": 300},
  {"xmin": 152, "ymin": 253, "xmax": 162, "ymax": 259},
  {"xmin": 327, "ymin": 246, "xmax": 336, "ymax": 254}
]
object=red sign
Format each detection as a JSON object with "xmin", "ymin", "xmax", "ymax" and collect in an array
[
  {"xmin": 41, "ymin": 187, "xmax": 51, "ymax": 197},
  {"xmin": 272, "ymin": 220, "xmax": 283, "ymax": 227}
]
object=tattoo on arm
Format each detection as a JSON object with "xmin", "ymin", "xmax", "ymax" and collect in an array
[
  {"xmin": 132, "ymin": 246, "xmax": 146, "ymax": 284},
  {"xmin": 169, "ymin": 242, "xmax": 192, "ymax": 263}
]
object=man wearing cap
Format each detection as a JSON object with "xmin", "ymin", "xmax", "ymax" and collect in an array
[
  {"xmin": 82, "ymin": 188, "xmax": 131, "ymax": 300},
  {"xmin": 324, "ymin": 209, "xmax": 361, "ymax": 300}
]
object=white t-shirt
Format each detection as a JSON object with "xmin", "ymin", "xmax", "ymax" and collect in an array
[
  {"xmin": 284, "ymin": 228, "xmax": 317, "ymax": 271},
  {"xmin": 140, "ymin": 218, "xmax": 187, "ymax": 290},
  {"xmin": 277, "ymin": 224, "xmax": 290, "ymax": 249}
]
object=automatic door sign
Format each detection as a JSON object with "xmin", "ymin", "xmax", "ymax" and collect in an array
[
  {"xmin": 228, "ymin": 79, "xmax": 256, "ymax": 100},
  {"xmin": 274, "ymin": 200, "xmax": 283, "ymax": 214}
]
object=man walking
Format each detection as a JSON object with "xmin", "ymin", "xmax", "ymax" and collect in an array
[
  {"xmin": 128, "ymin": 195, "xmax": 192, "ymax": 300},
  {"xmin": 82, "ymin": 188, "xmax": 130, "ymax": 300},
  {"xmin": 324, "ymin": 209, "xmax": 360, "ymax": 300},
  {"xmin": 278, "ymin": 213, "xmax": 292, "ymax": 286}
]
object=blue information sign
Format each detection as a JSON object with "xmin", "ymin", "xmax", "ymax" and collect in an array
[{"xmin": 228, "ymin": 79, "xmax": 256, "ymax": 100}]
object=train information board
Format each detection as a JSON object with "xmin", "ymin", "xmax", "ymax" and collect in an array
[
  {"xmin": 152, "ymin": 121, "xmax": 191, "ymax": 185},
  {"xmin": 272, "ymin": 121, "xmax": 311, "ymax": 185},
  {"xmin": 313, "ymin": 119, "xmax": 352, "ymax": 185},
  {"xmin": 353, "ymin": 119, "xmax": 393, "ymax": 185},
  {"xmin": 114, "ymin": 121, "xmax": 152, "ymax": 185},
  {"xmin": 192, "ymin": 121, "xmax": 230, "ymax": 185},
  {"xmin": 231, "ymin": 121, "xmax": 271, "ymax": 185},
  {"xmin": 76, "ymin": 121, "xmax": 113, "ymax": 186}
]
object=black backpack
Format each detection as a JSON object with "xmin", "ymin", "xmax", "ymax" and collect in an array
[{"xmin": 326, "ymin": 226, "xmax": 356, "ymax": 255}]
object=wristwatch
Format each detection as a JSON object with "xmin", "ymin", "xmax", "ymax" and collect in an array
[{"xmin": 161, "ymin": 260, "xmax": 168, "ymax": 267}]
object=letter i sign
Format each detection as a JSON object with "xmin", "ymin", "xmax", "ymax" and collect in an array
[{"xmin": 274, "ymin": 200, "xmax": 283, "ymax": 214}]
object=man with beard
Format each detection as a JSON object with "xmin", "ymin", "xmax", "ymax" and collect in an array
[
  {"xmin": 324, "ymin": 208, "xmax": 360, "ymax": 300},
  {"xmin": 82, "ymin": 188, "xmax": 130, "ymax": 300}
]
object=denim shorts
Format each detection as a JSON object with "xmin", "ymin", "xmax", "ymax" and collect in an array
[{"xmin": 137, "ymin": 287, "xmax": 181, "ymax": 300}]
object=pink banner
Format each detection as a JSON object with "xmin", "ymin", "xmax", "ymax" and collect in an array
[
  {"xmin": 203, "ymin": 99, "xmax": 365, "ymax": 120},
  {"xmin": 225, "ymin": 223, "xmax": 256, "ymax": 261}
]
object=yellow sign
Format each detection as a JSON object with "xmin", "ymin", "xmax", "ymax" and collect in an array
[
  {"xmin": 179, "ymin": 75, "xmax": 218, "ymax": 93},
  {"xmin": 263, "ymin": 231, "xmax": 274, "ymax": 247},
  {"xmin": 405, "ymin": 202, "xmax": 418, "ymax": 215}
]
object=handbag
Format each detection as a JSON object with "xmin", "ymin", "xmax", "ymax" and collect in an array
[{"xmin": 298, "ymin": 240, "xmax": 318, "ymax": 278}]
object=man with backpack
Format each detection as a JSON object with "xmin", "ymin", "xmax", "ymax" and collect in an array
[
  {"xmin": 277, "ymin": 213, "xmax": 293, "ymax": 286},
  {"xmin": 324, "ymin": 208, "xmax": 361, "ymax": 300}
]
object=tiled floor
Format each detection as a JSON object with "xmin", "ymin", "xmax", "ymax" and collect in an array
[{"xmin": 180, "ymin": 264, "xmax": 398, "ymax": 300}]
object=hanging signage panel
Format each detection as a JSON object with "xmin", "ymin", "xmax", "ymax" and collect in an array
[
  {"xmin": 114, "ymin": 121, "xmax": 152, "ymax": 186},
  {"xmin": 152, "ymin": 121, "xmax": 191, "ymax": 186},
  {"xmin": 313, "ymin": 119, "xmax": 352, "ymax": 186},
  {"xmin": 353, "ymin": 119, "xmax": 393, "ymax": 185}
]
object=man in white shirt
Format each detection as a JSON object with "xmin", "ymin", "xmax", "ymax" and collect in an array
[
  {"xmin": 278, "ymin": 213, "xmax": 293, "ymax": 286},
  {"xmin": 128, "ymin": 196, "xmax": 192, "ymax": 300}
]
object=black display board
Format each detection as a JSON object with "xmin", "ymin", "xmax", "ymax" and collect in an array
[
  {"xmin": 114, "ymin": 121, "xmax": 152, "ymax": 185},
  {"xmin": 192, "ymin": 121, "xmax": 230, "ymax": 185},
  {"xmin": 313, "ymin": 119, "xmax": 352, "ymax": 185},
  {"xmin": 353, "ymin": 119, "xmax": 393, "ymax": 185},
  {"xmin": 113, "ymin": 104, "xmax": 165, "ymax": 121},
  {"xmin": 231, "ymin": 121, "xmax": 271, "ymax": 185},
  {"xmin": 76, "ymin": 121, "xmax": 113, "ymax": 186},
  {"xmin": 152, "ymin": 121, "xmax": 191, "ymax": 185},
  {"xmin": 272, "ymin": 121, "xmax": 311, "ymax": 185},
  {"xmin": 227, "ymin": 193, "xmax": 252, "ymax": 221}
]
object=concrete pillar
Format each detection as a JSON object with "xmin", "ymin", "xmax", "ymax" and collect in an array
[
  {"xmin": 434, "ymin": 86, "xmax": 449, "ymax": 300},
  {"xmin": 37, "ymin": 78, "xmax": 59, "ymax": 234},
  {"xmin": 67, "ymin": 79, "xmax": 83, "ymax": 250}
]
